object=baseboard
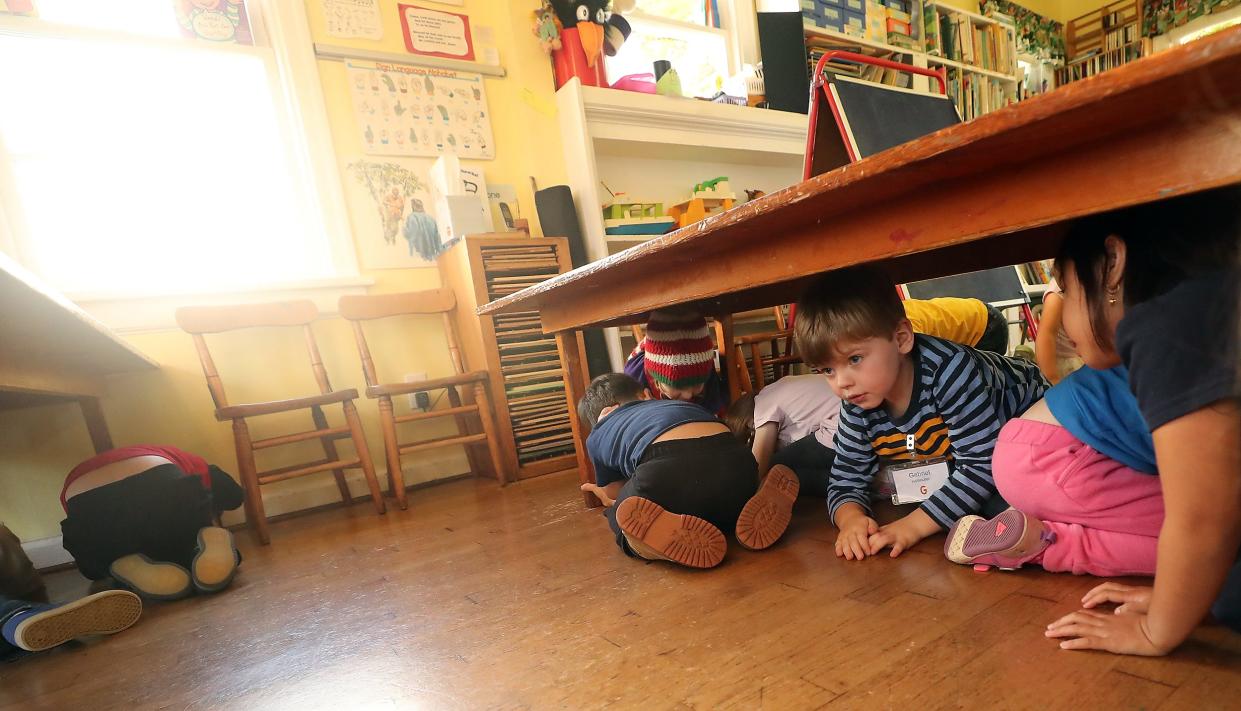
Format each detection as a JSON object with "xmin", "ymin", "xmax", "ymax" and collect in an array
[
  {"xmin": 221, "ymin": 450, "xmax": 472, "ymax": 525},
  {"xmin": 22, "ymin": 535, "xmax": 74, "ymax": 570},
  {"xmin": 25, "ymin": 451, "xmax": 472, "ymax": 569}
]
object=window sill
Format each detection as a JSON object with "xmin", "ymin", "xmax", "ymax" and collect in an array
[{"xmin": 72, "ymin": 276, "xmax": 376, "ymax": 334}]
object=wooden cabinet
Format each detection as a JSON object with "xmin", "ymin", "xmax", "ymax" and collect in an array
[{"xmin": 438, "ymin": 234, "xmax": 589, "ymax": 481}]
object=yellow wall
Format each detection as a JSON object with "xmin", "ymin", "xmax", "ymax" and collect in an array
[
  {"xmin": 0, "ymin": 0, "xmax": 565, "ymax": 542},
  {"xmin": 937, "ymin": 0, "xmax": 1078, "ymax": 22}
]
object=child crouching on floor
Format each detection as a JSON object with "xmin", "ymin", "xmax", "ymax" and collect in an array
[
  {"xmin": 578, "ymin": 374, "xmax": 800, "ymax": 567},
  {"xmin": 725, "ymin": 374, "xmax": 841, "ymax": 499},
  {"xmin": 795, "ymin": 265, "xmax": 1049, "ymax": 560}
]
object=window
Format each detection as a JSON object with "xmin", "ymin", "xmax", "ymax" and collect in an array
[
  {"xmin": 0, "ymin": 0, "xmax": 358, "ymax": 306},
  {"xmin": 605, "ymin": 0, "xmax": 756, "ymax": 100}
]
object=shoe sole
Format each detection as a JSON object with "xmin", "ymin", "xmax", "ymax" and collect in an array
[
  {"xmin": 11, "ymin": 590, "xmax": 142, "ymax": 652},
  {"xmin": 944, "ymin": 510, "xmax": 1034, "ymax": 570},
  {"xmin": 110, "ymin": 554, "xmax": 194, "ymax": 601},
  {"xmin": 616, "ymin": 497, "xmax": 726, "ymax": 569},
  {"xmin": 735, "ymin": 464, "xmax": 800, "ymax": 551},
  {"xmin": 192, "ymin": 527, "xmax": 238, "ymax": 593}
]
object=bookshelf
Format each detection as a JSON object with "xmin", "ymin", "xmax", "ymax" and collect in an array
[
  {"xmin": 437, "ymin": 235, "xmax": 590, "ymax": 481},
  {"xmin": 1056, "ymin": 0, "xmax": 1150, "ymax": 85},
  {"xmin": 801, "ymin": 1, "xmax": 1020, "ymax": 121}
]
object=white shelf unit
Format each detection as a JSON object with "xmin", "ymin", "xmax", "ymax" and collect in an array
[{"xmin": 556, "ymin": 78, "xmax": 807, "ymax": 370}]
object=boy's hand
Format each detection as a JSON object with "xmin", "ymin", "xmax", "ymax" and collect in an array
[
  {"xmin": 579, "ymin": 483, "xmax": 615, "ymax": 507},
  {"xmin": 834, "ymin": 506, "xmax": 878, "ymax": 560},
  {"xmin": 867, "ymin": 509, "xmax": 939, "ymax": 558}
]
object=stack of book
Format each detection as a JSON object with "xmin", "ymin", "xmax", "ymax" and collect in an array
[
  {"xmin": 944, "ymin": 67, "xmax": 1014, "ymax": 121},
  {"xmin": 480, "ymin": 245, "xmax": 575, "ymax": 465},
  {"xmin": 1019, "ymin": 259, "xmax": 1055, "ymax": 286},
  {"xmin": 924, "ymin": 8, "xmax": 1016, "ymax": 75}
]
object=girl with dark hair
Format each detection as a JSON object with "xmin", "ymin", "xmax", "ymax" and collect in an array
[{"xmin": 952, "ymin": 185, "xmax": 1241, "ymax": 655}]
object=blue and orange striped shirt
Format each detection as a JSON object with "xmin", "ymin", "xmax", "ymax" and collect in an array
[{"xmin": 827, "ymin": 334, "xmax": 1049, "ymax": 529}]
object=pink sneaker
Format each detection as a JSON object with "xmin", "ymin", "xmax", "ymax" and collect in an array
[{"xmin": 944, "ymin": 509, "xmax": 1055, "ymax": 571}]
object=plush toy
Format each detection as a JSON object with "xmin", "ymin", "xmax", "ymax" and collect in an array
[{"xmin": 532, "ymin": 0, "xmax": 563, "ymax": 53}]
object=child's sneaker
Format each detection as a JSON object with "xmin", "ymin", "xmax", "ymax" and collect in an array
[
  {"xmin": 944, "ymin": 508, "xmax": 1055, "ymax": 570},
  {"xmin": 615, "ymin": 496, "xmax": 727, "ymax": 569},
  {"xmin": 192, "ymin": 526, "xmax": 239, "ymax": 594},
  {"xmin": 2, "ymin": 590, "xmax": 142, "ymax": 652},
  {"xmin": 735, "ymin": 464, "xmax": 799, "ymax": 551},
  {"xmin": 109, "ymin": 554, "xmax": 193, "ymax": 601}
]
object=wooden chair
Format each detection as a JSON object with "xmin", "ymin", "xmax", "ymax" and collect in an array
[
  {"xmin": 734, "ymin": 329, "xmax": 803, "ymax": 394},
  {"xmin": 175, "ymin": 300, "xmax": 385, "ymax": 545},
  {"xmin": 338, "ymin": 288, "xmax": 506, "ymax": 510}
]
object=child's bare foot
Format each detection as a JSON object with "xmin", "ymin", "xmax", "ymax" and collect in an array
[
  {"xmin": 735, "ymin": 464, "xmax": 799, "ymax": 551},
  {"xmin": 615, "ymin": 497, "xmax": 726, "ymax": 569}
]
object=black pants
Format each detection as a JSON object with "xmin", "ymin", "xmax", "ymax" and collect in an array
[
  {"xmin": 60, "ymin": 464, "xmax": 243, "ymax": 580},
  {"xmin": 605, "ymin": 433, "xmax": 758, "ymax": 556},
  {"xmin": 975, "ymin": 304, "xmax": 1010, "ymax": 355},
  {"xmin": 770, "ymin": 434, "xmax": 836, "ymax": 499},
  {"xmin": 1212, "ymin": 553, "xmax": 1241, "ymax": 634}
]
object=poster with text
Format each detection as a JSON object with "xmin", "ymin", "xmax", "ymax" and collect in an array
[
  {"xmin": 398, "ymin": 3, "xmax": 474, "ymax": 60},
  {"xmin": 346, "ymin": 59, "xmax": 494, "ymax": 161},
  {"xmin": 321, "ymin": 0, "xmax": 383, "ymax": 40},
  {"xmin": 174, "ymin": 0, "xmax": 253, "ymax": 44}
]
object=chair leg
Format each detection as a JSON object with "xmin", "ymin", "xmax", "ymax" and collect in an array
[
  {"xmin": 378, "ymin": 396, "xmax": 408, "ymax": 510},
  {"xmin": 734, "ymin": 343, "xmax": 754, "ymax": 394},
  {"xmin": 473, "ymin": 383, "xmax": 508, "ymax": 486},
  {"xmin": 750, "ymin": 342, "xmax": 766, "ymax": 389},
  {"xmin": 232, "ymin": 418, "xmax": 269, "ymax": 545},
  {"xmin": 446, "ymin": 386, "xmax": 486, "ymax": 479},
  {"xmin": 311, "ymin": 405, "xmax": 353, "ymax": 505},
  {"xmin": 342, "ymin": 399, "xmax": 385, "ymax": 515}
]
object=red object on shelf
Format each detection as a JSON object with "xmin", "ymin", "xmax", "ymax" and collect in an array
[{"xmin": 553, "ymin": 28, "xmax": 608, "ymax": 89}]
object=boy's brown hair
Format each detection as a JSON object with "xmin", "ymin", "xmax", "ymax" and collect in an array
[{"xmin": 793, "ymin": 264, "xmax": 906, "ymax": 368}]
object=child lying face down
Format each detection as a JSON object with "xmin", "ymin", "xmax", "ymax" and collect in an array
[{"xmin": 578, "ymin": 374, "xmax": 800, "ymax": 567}]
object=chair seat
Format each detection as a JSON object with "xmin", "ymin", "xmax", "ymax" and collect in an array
[
  {"xmin": 215, "ymin": 389, "xmax": 359, "ymax": 421},
  {"xmin": 364, "ymin": 370, "xmax": 489, "ymax": 398}
]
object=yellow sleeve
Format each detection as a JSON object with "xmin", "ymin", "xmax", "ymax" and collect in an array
[{"xmin": 903, "ymin": 298, "xmax": 988, "ymax": 348}]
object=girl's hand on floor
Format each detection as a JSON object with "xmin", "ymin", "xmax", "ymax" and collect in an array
[
  {"xmin": 1081, "ymin": 582, "xmax": 1153, "ymax": 614},
  {"xmin": 1045, "ymin": 609, "xmax": 1169, "ymax": 656},
  {"xmin": 834, "ymin": 515, "xmax": 878, "ymax": 561}
]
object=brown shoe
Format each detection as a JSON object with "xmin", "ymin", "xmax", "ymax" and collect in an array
[
  {"xmin": 615, "ymin": 497, "xmax": 726, "ymax": 569},
  {"xmin": 0, "ymin": 524, "xmax": 47, "ymax": 603},
  {"xmin": 735, "ymin": 464, "xmax": 800, "ymax": 551}
]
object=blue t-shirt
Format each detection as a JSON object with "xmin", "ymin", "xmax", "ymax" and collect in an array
[
  {"xmin": 1045, "ymin": 365, "xmax": 1157, "ymax": 474},
  {"xmin": 585, "ymin": 399, "xmax": 719, "ymax": 486}
]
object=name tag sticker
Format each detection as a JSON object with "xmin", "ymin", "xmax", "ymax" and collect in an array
[{"xmin": 887, "ymin": 457, "xmax": 950, "ymax": 505}]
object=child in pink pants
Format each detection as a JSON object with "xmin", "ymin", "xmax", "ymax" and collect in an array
[{"xmin": 944, "ymin": 366, "xmax": 1163, "ymax": 576}]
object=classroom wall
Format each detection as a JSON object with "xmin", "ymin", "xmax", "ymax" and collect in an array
[{"xmin": 0, "ymin": 0, "xmax": 565, "ymax": 543}]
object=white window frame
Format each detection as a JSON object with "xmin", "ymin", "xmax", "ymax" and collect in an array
[
  {"xmin": 618, "ymin": 0, "xmax": 760, "ymax": 79},
  {"xmin": 0, "ymin": 0, "xmax": 370, "ymax": 332}
]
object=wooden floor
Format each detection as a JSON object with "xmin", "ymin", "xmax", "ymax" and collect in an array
[{"xmin": 2, "ymin": 472, "xmax": 1240, "ymax": 710}]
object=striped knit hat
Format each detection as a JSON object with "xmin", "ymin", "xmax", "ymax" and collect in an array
[{"xmin": 642, "ymin": 309, "xmax": 714, "ymax": 391}]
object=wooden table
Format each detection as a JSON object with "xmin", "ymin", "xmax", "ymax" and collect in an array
[
  {"xmin": 0, "ymin": 252, "xmax": 157, "ymax": 453},
  {"xmin": 480, "ymin": 28, "xmax": 1241, "ymax": 502}
]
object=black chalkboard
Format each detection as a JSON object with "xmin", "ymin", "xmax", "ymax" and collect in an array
[
  {"xmin": 830, "ymin": 75, "xmax": 962, "ymax": 157},
  {"xmin": 905, "ymin": 267, "xmax": 1030, "ymax": 307}
]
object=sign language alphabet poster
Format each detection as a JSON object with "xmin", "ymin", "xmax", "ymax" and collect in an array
[{"xmin": 347, "ymin": 59, "xmax": 494, "ymax": 161}]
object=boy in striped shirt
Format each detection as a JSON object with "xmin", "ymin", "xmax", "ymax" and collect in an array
[{"xmin": 794, "ymin": 266, "xmax": 1048, "ymax": 561}]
